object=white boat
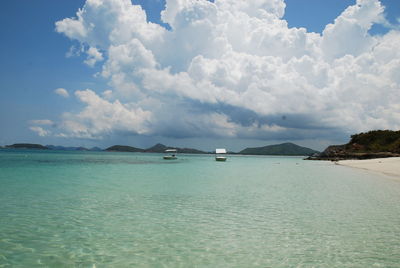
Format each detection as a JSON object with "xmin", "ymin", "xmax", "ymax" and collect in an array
[
  {"xmin": 215, "ymin": 148, "xmax": 227, "ymax": 161},
  {"xmin": 163, "ymin": 149, "xmax": 177, "ymax": 160}
]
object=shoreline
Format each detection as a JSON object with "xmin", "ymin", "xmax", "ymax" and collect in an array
[{"xmin": 338, "ymin": 157, "xmax": 400, "ymax": 180}]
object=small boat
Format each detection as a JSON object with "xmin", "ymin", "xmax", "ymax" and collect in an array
[
  {"xmin": 215, "ymin": 148, "xmax": 227, "ymax": 161},
  {"xmin": 163, "ymin": 149, "xmax": 177, "ymax": 160}
]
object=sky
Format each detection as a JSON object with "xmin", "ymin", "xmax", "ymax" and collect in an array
[{"xmin": 0, "ymin": 0, "xmax": 399, "ymax": 151}]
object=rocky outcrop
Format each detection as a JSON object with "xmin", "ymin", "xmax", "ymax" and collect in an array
[{"xmin": 307, "ymin": 130, "xmax": 400, "ymax": 160}]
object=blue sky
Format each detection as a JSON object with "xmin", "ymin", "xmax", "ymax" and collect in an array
[{"xmin": 1, "ymin": 0, "xmax": 399, "ymax": 151}]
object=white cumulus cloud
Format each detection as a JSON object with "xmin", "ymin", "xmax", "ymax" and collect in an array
[
  {"xmin": 84, "ymin": 46, "xmax": 104, "ymax": 67},
  {"xmin": 44, "ymin": 0, "xmax": 400, "ymax": 142},
  {"xmin": 57, "ymin": 89, "xmax": 152, "ymax": 139},
  {"xmin": 29, "ymin": 126, "xmax": 51, "ymax": 137},
  {"xmin": 54, "ymin": 88, "xmax": 70, "ymax": 98}
]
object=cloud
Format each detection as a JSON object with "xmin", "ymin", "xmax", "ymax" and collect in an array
[
  {"xmin": 102, "ymin": 89, "xmax": 113, "ymax": 99},
  {"xmin": 66, "ymin": 45, "xmax": 84, "ymax": 58},
  {"xmin": 29, "ymin": 119, "xmax": 54, "ymax": 126},
  {"xmin": 84, "ymin": 46, "xmax": 104, "ymax": 67},
  {"xmin": 29, "ymin": 126, "xmax": 51, "ymax": 137},
  {"xmin": 57, "ymin": 89, "xmax": 152, "ymax": 139},
  {"xmin": 54, "ymin": 88, "xmax": 69, "ymax": 98},
  {"xmin": 321, "ymin": 0, "xmax": 385, "ymax": 60},
  {"xmin": 46, "ymin": 0, "xmax": 400, "ymax": 141}
]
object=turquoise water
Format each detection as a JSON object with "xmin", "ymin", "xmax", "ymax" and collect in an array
[{"xmin": 1, "ymin": 150, "xmax": 400, "ymax": 267}]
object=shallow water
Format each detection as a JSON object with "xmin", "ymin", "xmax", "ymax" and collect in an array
[{"xmin": 1, "ymin": 150, "xmax": 400, "ymax": 267}]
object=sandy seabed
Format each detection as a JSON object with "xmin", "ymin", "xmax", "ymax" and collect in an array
[{"xmin": 338, "ymin": 157, "xmax": 400, "ymax": 179}]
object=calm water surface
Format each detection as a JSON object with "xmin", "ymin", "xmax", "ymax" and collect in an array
[{"xmin": 1, "ymin": 150, "xmax": 400, "ymax": 267}]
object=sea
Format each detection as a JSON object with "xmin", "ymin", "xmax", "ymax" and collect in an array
[{"xmin": 1, "ymin": 150, "xmax": 400, "ymax": 267}]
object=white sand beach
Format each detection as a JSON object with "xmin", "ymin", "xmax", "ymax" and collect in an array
[{"xmin": 338, "ymin": 157, "xmax": 400, "ymax": 179}]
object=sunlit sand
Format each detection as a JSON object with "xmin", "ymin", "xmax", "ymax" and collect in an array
[{"xmin": 338, "ymin": 157, "xmax": 400, "ymax": 179}]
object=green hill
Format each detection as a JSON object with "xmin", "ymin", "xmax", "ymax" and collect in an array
[
  {"xmin": 105, "ymin": 145, "xmax": 144, "ymax": 152},
  {"xmin": 347, "ymin": 130, "xmax": 400, "ymax": 153},
  {"xmin": 177, "ymin": 147, "xmax": 207, "ymax": 154},
  {"xmin": 239, "ymin": 142, "xmax": 319, "ymax": 156},
  {"xmin": 145, "ymin": 143, "xmax": 206, "ymax": 154},
  {"xmin": 104, "ymin": 143, "xmax": 207, "ymax": 154},
  {"xmin": 315, "ymin": 130, "xmax": 400, "ymax": 160},
  {"xmin": 6, "ymin": 143, "xmax": 48, "ymax": 150},
  {"xmin": 145, "ymin": 143, "xmax": 169, "ymax": 153}
]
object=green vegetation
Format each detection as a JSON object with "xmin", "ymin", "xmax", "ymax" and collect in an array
[
  {"xmin": 177, "ymin": 147, "xmax": 207, "ymax": 154},
  {"xmin": 311, "ymin": 130, "xmax": 400, "ymax": 160},
  {"xmin": 144, "ymin": 143, "xmax": 207, "ymax": 154},
  {"xmin": 5, "ymin": 143, "xmax": 48, "ymax": 149},
  {"xmin": 105, "ymin": 145, "xmax": 144, "ymax": 152},
  {"xmin": 348, "ymin": 130, "xmax": 400, "ymax": 153},
  {"xmin": 106, "ymin": 144, "xmax": 207, "ymax": 154},
  {"xmin": 145, "ymin": 143, "xmax": 169, "ymax": 153},
  {"xmin": 239, "ymin": 142, "xmax": 319, "ymax": 156}
]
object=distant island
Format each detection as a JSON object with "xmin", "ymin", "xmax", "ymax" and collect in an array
[
  {"xmin": 46, "ymin": 145, "xmax": 103, "ymax": 151},
  {"xmin": 5, "ymin": 143, "xmax": 49, "ymax": 150},
  {"xmin": 105, "ymin": 143, "xmax": 208, "ymax": 154},
  {"xmin": 3, "ymin": 130, "xmax": 400, "ymax": 160},
  {"xmin": 3, "ymin": 142, "xmax": 320, "ymax": 156},
  {"xmin": 144, "ymin": 143, "xmax": 207, "ymax": 154},
  {"xmin": 4, "ymin": 143, "xmax": 101, "ymax": 151},
  {"xmin": 105, "ymin": 145, "xmax": 144, "ymax": 153},
  {"xmin": 239, "ymin": 142, "xmax": 319, "ymax": 156},
  {"xmin": 308, "ymin": 130, "xmax": 400, "ymax": 160}
]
